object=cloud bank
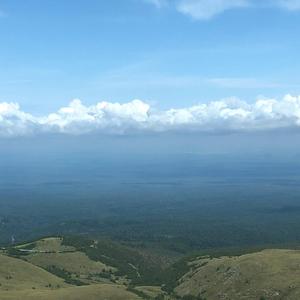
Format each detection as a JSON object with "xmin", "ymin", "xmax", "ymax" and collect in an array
[{"xmin": 2, "ymin": 95, "xmax": 300, "ymax": 137}]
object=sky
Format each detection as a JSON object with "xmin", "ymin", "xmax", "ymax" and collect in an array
[{"xmin": 1, "ymin": 0, "xmax": 300, "ymax": 137}]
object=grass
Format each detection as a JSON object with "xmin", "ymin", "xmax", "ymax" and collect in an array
[
  {"xmin": 175, "ymin": 249, "xmax": 300, "ymax": 300},
  {"xmin": 0, "ymin": 254, "xmax": 67, "ymax": 291},
  {"xmin": 135, "ymin": 286, "xmax": 164, "ymax": 298},
  {"xmin": 16, "ymin": 237, "xmax": 123, "ymax": 285},
  {"xmin": 26, "ymin": 252, "xmax": 112, "ymax": 277},
  {"xmin": 0, "ymin": 251, "xmax": 142, "ymax": 300},
  {"xmin": 0, "ymin": 284, "xmax": 142, "ymax": 300},
  {"xmin": 26, "ymin": 237, "xmax": 75, "ymax": 252}
]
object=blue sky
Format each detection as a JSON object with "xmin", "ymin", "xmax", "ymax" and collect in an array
[
  {"xmin": 1, "ymin": 0, "xmax": 300, "ymax": 115},
  {"xmin": 2, "ymin": 0, "xmax": 300, "ymax": 138}
]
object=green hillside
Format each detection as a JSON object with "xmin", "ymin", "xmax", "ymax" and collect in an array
[
  {"xmin": 18, "ymin": 237, "xmax": 116, "ymax": 285},
  {"xmin": 0, "ymin": 254, "xmax": 67, "ymax": 291},
  {"xmin": 4, "ymin": 236, "xmax": 300, "ymax": 299},
  {"xmin": 175, "ymin": 249, "xmax": 300, "ymax": 300},
  {"xmin": 0, "ymin": 250, "xmax": 142, "ymax": 300},
  {"xmin": 0, "ymin": 284, "xmax": 141, "ymax": 300}
]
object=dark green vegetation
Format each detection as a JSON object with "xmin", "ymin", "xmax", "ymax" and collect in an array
[
  {"xmin": 45, "ymin": 265, "xmax": 87, "ymax": 286},
  {"xmin": 62, "ymin": 236, "xmax": 164, "ymax": 285}
]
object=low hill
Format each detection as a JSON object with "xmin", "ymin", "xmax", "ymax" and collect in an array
[
  {"xmin": 175, "ymin": 249, "xmax": 300, "ymax": 300},
  {"xmin": 0, "ymin": 252, "xmax": 142, "ymax": 300},
  {"xmin": 0, "ymin": 254, "xmax": 67, "ymax": 291},
  {"xmin": 14, "ymin": 236, "xmax": 165, "ymax": 286},
  {"xmin": 0, "ymin": 284, "xmax": 141, "ymax": 300},
  {"xmin": 0, "ymin": 236, "xmax": 164, "ymax": 299},
  {"xmin": 18, "ymin": 237, "xmax": 116, "ymax": 285}
]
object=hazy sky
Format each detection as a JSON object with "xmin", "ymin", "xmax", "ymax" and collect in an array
[{"xmin": 1, "ymin": 0, "xmax": 300, "ymax": 137}]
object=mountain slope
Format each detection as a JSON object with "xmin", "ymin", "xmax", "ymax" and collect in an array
[
  {"xmin": 0, "ymin": 254, "xmax": 67, "ymax": 291},
  {"xmin": 175, "ymin": 249, "xmax": 300, "ymax": 300},
  {"xmin": 0, "ymin": 251, "xmax": 142, "ymax": 300},
  {"xmin": 0, "ymin": 284, "xmax": 141, "ymax": 300}
]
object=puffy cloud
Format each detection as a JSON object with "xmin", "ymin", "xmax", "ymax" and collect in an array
[
  {"xmin": 41, "ymin": 99, "xmax": 150, "ymax": 135},
  {"xmin": 0, "ymin": 102, "xmax": 37, "ymax": 137},
  {"xmin": 176, "ymin": 0, "xmax": 249, "ymax": 20},
  {"xmin": 2, "ymin": 95, "xmax": 300, "ymax": 137}
]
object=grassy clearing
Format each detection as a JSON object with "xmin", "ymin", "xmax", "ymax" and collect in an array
[
  {"xmin": 25, "ymin": 251, "xmax": 112, "ymax": 276},
  {"xmin": 135, "ymin": 285, "xmax": 164, "ymax": 298},
  {"xmin": 25, "ymin": 251, "xmax": 119, "ymax": 285},
  {"xmin": 29, "ymin": 237, "xmax": 75, "ymax": 252}
]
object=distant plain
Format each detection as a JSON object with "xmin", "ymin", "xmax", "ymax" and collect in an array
[{"xmin": 1, "ymin": 145, "xmax": 300, "ymax": 255}]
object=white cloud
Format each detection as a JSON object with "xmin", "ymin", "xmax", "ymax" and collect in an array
[
  {"xmin": 176, "ymin": 0, "xmax": 249, "ymax": 20},
  {"xmin": 144, "ymin": 0, "xmax": 300, "ymax": 20},
  {"xmin": 2, "ymin": 95, "xmax": 300, "ymax": 137},
  {"xmin": 276, "ymin": 0, "xmax": 300, "ymax": 10},
  {"xmin": 144, "ymin": 0, "xmax": 168, "ymax": 8}
]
